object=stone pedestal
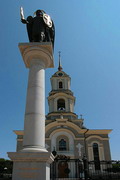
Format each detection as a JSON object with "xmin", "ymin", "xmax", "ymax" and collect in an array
[
  {"xmin": 8, "ymin": 42, "xmax": 54, "ymax": 180},
  {"xmin": 8, "ymin": 152, "xmax": 54, "ymax": 180}
]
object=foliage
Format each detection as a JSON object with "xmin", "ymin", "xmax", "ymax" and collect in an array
[
  {"xmin": 0, "ymin": 158, "xmax": 13, "ymax": 177},
  {"xmin": 105, "ymin": 162, "xmax": 120, "ymax": 173},
  {"xmin": 112, "ymin": 162, "xmax": 120, "ymax": 172}
]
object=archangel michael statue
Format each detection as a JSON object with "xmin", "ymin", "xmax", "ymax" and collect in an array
[{"xmin": 20, "ymin": 7, "xmax": 55, "ymax": 48}]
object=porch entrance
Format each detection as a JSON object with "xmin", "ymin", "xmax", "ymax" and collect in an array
[
  {"xmin": 50, "ymin": 155, "xmax": 81, "ymax": 179},
  {"xmin": 50, "ymin": 155, "xmax": 120, "ymax": 180}
]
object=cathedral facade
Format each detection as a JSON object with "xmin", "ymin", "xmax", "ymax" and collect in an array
[{"xmin": 14, "ymin": 59, "xmax": 112, "ymax": 163}]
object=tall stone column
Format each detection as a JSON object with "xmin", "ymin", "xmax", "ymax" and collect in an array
[
  {"xmin": 8, "ymin": 42, "xmax": 54, "ymax": 180},
  {"xmin": 23, "ymin": 60, "xmax": 46, "ymax": 151}
]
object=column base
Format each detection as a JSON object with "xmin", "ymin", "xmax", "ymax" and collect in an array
[
  {"xmin": 8, "ymin": 152, "xmax": 54, "ymax": 180},
  {"xmin": 21, "ymin": 146, "xmax": 48, "ymax": 152}
]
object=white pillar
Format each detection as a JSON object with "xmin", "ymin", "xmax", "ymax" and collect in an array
[
  {"xmin": 8, "ymin": 42, "xmax": 54, "ymax": 180},
  {"xmin": 18, "ymin": 42, "xmax": 54, "ymax": 152},
  {"xmin": 23, "ymin": 60, "xmax": 46, "ymax": 151}
]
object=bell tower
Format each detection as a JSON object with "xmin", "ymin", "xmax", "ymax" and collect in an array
[{"xmin": 47, "ymin": 53, "xmax": 77, "ymax": 120}]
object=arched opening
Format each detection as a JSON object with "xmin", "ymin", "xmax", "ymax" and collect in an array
[
  {"xmin": 56, "ymin": 135, "xmax": 69, "ymax": 151},
  {"xmin": 93, "ymin": 143, "xmax": 100, "ymax": 170},
  {"xmin": 59, "ymin": 139, "xmax": 67, "ymax": 151},
  {"xmin": 59, "ymin": 81, "xmax": 63, "ymax": 89},
  {"xmin": 57, "ymin": 99, "xmax": 65, "ymax": 110},
  {"xmin": 51, "ymin": 131, "xmax": 74, "ymax": 153}
]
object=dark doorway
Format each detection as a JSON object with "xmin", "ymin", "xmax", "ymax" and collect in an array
[
  {"xmin": 58, "ymin": 161, "xmax": 69, "ymax": 178},
  {"xmin": 50, "ymin": 156, "xmax": 80, "ymax": 179}
]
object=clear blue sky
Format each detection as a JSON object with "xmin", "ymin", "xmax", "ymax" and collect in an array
[{"xmin": 0, "ymin": 0, "xmax": 120, "ymax": 160}]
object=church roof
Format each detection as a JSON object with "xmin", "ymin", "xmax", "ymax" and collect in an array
[
  {"xmin": 51, "ymin": 70, "xmax": 70, "ymax": 78},
  {"xmin": 14, "ymin": 129, "xmax": 112, "ymax": 136}
]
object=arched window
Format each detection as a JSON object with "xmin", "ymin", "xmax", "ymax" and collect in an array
[
  {"xmin": 59, "ymin": 139, "xmax": 67, "ymax": 151},
  {"xmin": 93, "ymin": 143, "xmax": 100, "ymax": 170},
  {"xmin": 56, "ymin": 135, "xmax": 70, "ymax": 152},
  {"xmin": 59, "ymin": 81, "xmax": 63, "ymax": 89},
  {"xmin": 57, "ymin": 99, "xmax": 65, "ymax": 110}
]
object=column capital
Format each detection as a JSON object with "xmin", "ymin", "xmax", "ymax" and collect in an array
[{"xmin": 18, "ymin": 42, "xmax": 54, "ymax": 68}]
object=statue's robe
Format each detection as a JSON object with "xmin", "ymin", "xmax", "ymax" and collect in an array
[{"xmin": 32, "ymin": 16, "xmax": 46, "ymax": 42}]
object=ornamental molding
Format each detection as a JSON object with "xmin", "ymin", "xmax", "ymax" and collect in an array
[{"xmin": 45, "ymin": 120, "xmax": 82, "ymax": 134}]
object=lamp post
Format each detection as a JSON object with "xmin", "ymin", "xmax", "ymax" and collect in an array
[
  {"xmin": 84, "ymin": 129, "xmax": 89, "ymax": 157},
  {"xmin": 83, "ymin": 129, "xmax": 89, "ymax": 180},
  {"xmin": 4, "ymin": 167, "xmax": 7, "ymax": 178}
]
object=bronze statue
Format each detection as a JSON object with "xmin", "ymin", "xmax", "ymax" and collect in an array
[{"xmin": 20, "ymin": 7, "xmax": 55, "ymax": 48}]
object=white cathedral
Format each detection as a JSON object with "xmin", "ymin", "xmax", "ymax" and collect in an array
[{"xmin": 14, "ymin": 57, "xmax": 112, "ymax": 163}]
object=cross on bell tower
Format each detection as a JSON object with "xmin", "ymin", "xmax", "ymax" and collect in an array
[{"xmin": 58, "ymin": 51, "xmax": 63, "ymax": 71}]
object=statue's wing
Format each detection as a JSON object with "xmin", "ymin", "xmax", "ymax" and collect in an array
[
  {"xmin": 45, "ymin": 19, "xmax": 55, "ymax": 48},
  {"xmin": 50, "ymin": 20, "xmax": 55, "ymax": 49},
  {"xmin": 26, "ymin": 16, "xmax": 33, "ymax": 42},
  {"xmin": 52, "ymin": 20, "xmax": 55, "ymax": 39},
  {"xmin": 43, "ymin": 13, "xmax": 55, "ymax": 48},
  {"xmin": 43, "ymin": 14, "xmax": 52, "ymax": 28}
]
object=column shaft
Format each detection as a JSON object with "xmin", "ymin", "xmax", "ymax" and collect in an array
[{"xmin": 23, "ymin": 60, "xmax": 46, "ymax": 151}]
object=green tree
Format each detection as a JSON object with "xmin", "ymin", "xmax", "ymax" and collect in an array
[{"xmin": 0, "ymin": 158, "xmax": 13, "ymax": 177}]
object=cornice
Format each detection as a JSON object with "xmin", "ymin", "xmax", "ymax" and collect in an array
[
  {"xmin": 13, "ymin": 130, "xmax": 24, "ymax": 135},
  {"xmin": 45, "ymin": 120, "xmax": 82, "ymax": 134},
  {"xmin": 46, "ymin": 112, "xmax": 77, "ymax": 118},
  {"xmin": 48, "ymin": 92, "xmax": 75, "ymax": 100},
  {"xmin": 85, "ymin": 129, "xmax": 112, "ymax": 134}
]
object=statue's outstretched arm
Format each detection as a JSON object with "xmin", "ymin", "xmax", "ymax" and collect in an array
[{"xmin": 20, "ymin": 7, "xmax": 27, "ymax": 24}]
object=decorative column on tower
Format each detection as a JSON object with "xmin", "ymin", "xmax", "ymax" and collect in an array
[{"xmin": 8, "ymin": 8, "xmax": 55, "ymax": 180}]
